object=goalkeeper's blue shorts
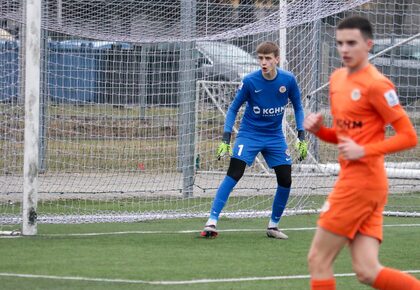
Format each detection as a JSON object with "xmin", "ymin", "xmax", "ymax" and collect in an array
[{"xmin": 231, "ymin": 134, "xmax": 291, "ymax": 168}]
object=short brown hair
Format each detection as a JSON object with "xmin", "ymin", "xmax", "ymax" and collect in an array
[
  {"xmin": 256, "ymin": 41, "xmax": 279, "ymax": 57},
  {"xmin": 337, "ymin": 16, "xmax": 373, "ymax": 39}
]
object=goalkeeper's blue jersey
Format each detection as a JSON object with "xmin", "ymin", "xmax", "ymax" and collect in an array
[{"xmin": 224, "ymin": 68, "xmax": 304, "ymax": 138}]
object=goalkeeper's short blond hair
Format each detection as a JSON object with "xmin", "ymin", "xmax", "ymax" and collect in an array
[{"xmin": 256, "ymin": 41, "xmax": 280, "ymax": 57}]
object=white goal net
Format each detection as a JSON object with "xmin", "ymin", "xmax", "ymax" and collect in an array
[{"xmin": 1, "ymin": 0, "xmax": 419, "ymax": 233}]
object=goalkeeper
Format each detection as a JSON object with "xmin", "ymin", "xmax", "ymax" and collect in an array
[{"xmin": 201, "ymin": 41, "xmax": 307, "ymax": 239}]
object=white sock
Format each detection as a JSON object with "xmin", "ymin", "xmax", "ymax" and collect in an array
[
  {"xmin": 206, "ymin": 218, "xmax": 218, "ymax": 227},
  {"xmin": 268, "ymin": 220, "xmax": 278, "ymax": 229}
]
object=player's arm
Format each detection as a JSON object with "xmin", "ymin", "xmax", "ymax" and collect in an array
[
  {"xmin": 364, "ymin": 111, "xmax": 417, "ymax": 156},
  {"xmin": 304, "ymin": 74, "xmax": 338, "ymax": 144},
  {"xmin": 288, "ymin": 75, "xmax": 305, "ymax": 134},
  {"xmin": 339, "ymin": 81, "xmax": 418, "ymax": 160},
  {"xmin": 289, "ymin": 76, "xmax": 308, "ymax": 160},
  {"xmin": 316, "ymin": 126, "xmax": 339, "ymax": 144},
  {"xmin": 223, "ymin": 81, "xmax": 249, "ymax": 134},
  {"xmin": 216, "ymin": 81, "xmax": 249, "ymax": 159},
  {"xmin": 338, "ymin": 113, "xmax": 417, "ymax": 160},
  {"xmin": 365, "ymin": 80, "xmax": 417, "ymax": 156},
  {"xmin": 304, "ymin": 113, "xmax": 338, "ymax": 144}
]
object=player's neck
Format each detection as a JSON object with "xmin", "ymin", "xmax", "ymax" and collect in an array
[
  {"xmin": 346, "ymin": 59, "xmax": 370, "ymax": 74},
  {"xmin": 262, "ymin": 68, "xmax": 277, "ymax": 80}
]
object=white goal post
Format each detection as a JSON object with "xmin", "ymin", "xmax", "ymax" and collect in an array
[{"xmin": 22, "ymin": 0, "xmax": 42, "ymax": 235}]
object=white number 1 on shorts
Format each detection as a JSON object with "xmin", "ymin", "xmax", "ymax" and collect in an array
[{"xmin": 238, "ymin": 144, "xmax": 244, "ymax": 156}]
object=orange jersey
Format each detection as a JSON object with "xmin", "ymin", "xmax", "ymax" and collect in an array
[{"xmin": 329, "ymin": 64, "xmax": 407, "ymax": 190}]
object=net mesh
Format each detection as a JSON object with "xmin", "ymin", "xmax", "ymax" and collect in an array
[
  {"xmin": 0, "ymin": 0, "xmax": 419, "ymax": 231},
  {"xmin": 3, "ymin": 0, "xmax": 370, "ymax": 42}
]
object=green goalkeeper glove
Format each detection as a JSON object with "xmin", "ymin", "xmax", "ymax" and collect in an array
[
  {"xmin": 216, "ymin": 132, "xmax": 232, "ymax": 160},
  {"xmin": 294, "ymin": 130, "xmax": 308, "ymax": 161}
]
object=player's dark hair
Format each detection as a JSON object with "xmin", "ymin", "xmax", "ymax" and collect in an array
[
  {"xmin": 256, "ymin": 41, "xmax": 280, "ymax": 57},
  {"xmin": 337, "ymin": 16, "xmax": 373, "ymax": 39}
]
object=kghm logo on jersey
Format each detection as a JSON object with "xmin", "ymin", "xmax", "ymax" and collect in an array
[
  {"xmin": 253, "ymin": 105, "xmax": 285, "ymax": 116},
  {"xmin": 351, "ymin": 89, "xmax": 361, "ymax": 101},
  {"xmin": 336, "ymin": 118, "xmax": 363, "ymax": 129}
]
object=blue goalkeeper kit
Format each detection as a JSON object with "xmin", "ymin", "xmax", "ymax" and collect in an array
[
  {"xmin": 225, "ymin": 68, "xmax": 304, "ymax": 167},
  {"xmin": 208, "ymin": 68, "xmax": 304, "ymax": 223}
]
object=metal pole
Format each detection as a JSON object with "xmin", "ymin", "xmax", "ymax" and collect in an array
[
  {"xmin": 278, "ymin": 0, "xmax": 289, "ymax": 151},
  {"xmin": 278, "ymin": 0, "xmax": 287, "ymax": 70},
  {"xmin": 179, "ymin": 0, "xmax": 196, "ymax": 197},
  {"xmin": 309, "ymin": 0, "xmax": 322, "ymax": 161},
  {"xmin": 22, "ymin": 0, "xmax": 41, "ymax": 235},
  {"xmin": 138, "ymin": 44, "xmax": 148, "ymax": 118},
  {"xmin": 57, "ymin": 0, "xmax": 62, "ymax": 27},
  {"xmin": 39, "ymin": 11, "xmax": 48, "ymax": 173}
]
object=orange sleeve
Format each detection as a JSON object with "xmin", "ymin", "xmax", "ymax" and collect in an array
[
  {"xmin": 368, "ymin": 79, "xmax": 406, "ymax": 124},
  {"xmin": 315, "ymin": 126, "xmax": 338, "ymax": 144},
  {"xmin": 364, "ymin": 114, "xmax": 417, "ymax": 156}
]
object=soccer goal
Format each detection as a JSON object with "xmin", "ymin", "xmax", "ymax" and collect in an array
[{"xmin": 1, "ymin": 0, "xmax": 419, "ymax": 235}]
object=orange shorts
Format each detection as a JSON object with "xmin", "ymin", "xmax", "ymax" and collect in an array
[{"xmin": 318, "ymin": 186, "xmax": 387, "ymax": 242}]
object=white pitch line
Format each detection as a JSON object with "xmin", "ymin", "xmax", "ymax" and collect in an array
[
  {"xmin": 37, "ymin": 223, "xmax": 420, "ymax": 237},
  {"xmin": 1, "ymin": 270, "xmax": 420, "ymax": 285}
]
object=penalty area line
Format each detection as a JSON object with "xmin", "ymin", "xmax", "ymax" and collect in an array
[
  {"xmin": 38, "ymin": 223, "xmax": 420, "ymax": 237},
  {"xmin": 0, "ymin": 271, "xmax": 420, "ymax": 285}
]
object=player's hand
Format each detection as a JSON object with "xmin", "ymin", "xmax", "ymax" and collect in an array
[
  {"xmin": 216, "ymin": 142, "xmax": 232, "ymax": 160},
  {"xmin": 304, "ymin": 113, "xmax": 323, "ymax": 134},
  {"xmin": 216, "ymin": 132, "xmax": 232, "ymax": 160},
  {"xmin": 337, "ymin": 136, "xmax": 365, "ymax": 160},
  {"xmin": 294, "ymin": 130, "xmax": 308, "ymax": 161},
  {"xmin": 294, "ymin": 141, "xmax": 308, "ymax": 162}
]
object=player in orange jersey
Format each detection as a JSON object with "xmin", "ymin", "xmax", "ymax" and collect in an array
[{"xmin": 304, "ymin": 16, "xmax": 419, "ymax": 290}]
